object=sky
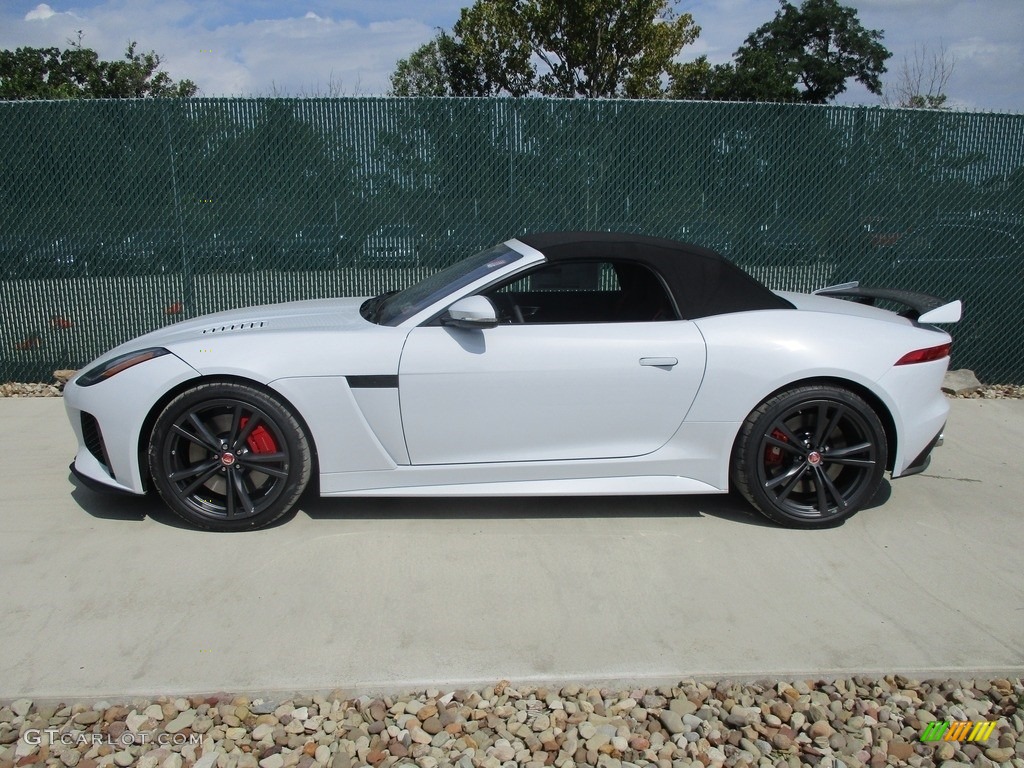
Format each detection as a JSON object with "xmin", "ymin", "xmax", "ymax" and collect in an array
[{"xmin": 0, "ymin": 0, "xmax": 1021, "ymax": 111}]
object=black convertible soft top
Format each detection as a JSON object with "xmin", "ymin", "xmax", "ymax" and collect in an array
[{"xmin": 517, "ymin": 232, "xmax": 794, "ymax": 319}]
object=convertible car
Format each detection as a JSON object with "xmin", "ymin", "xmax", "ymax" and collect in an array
[{"xmin": 64, "ymin": 233, "xmax": 961, "ymax": 531}]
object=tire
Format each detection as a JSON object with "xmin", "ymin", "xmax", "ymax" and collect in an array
[
  {"xmin": 732, "ymin": 385, "xmax": 887, "ymax": 528},
  {"xmin": 148, "ymin": 382, "xmax": 312, "ymax": 531}
]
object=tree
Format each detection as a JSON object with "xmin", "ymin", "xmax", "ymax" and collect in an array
[
  {"xmin": 391, "ymin": 0, "xmax": 700, "ymax": 98},
  {"xmin": 390, "ymin": 39, "xmax": 450, "ymax": 97},
  {"xmin": 681, "ymin": 0, "xmax": 890, "ymax": 104},
  {"xmin": 0, "ymin": 38, "xmax": 197, "ymax": 99},
  {"xmin": 669, "ymin": 52, "xmax": 797, "ymax": 102},
  {"xmin": 884, "ymin": 43, "xmax": 956, "ymax": 109}
]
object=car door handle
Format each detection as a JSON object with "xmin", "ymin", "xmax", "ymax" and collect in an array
[{"xmin": 639, "ymin": 357, "xmax": 678, "ymax": 367}]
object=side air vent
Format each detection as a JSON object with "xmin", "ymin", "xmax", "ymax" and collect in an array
[
  {"xmin": 81, "ymin": 411, "xmax": 112, "ymax": 475},
  {"xmin": 202, "ymin": 321, "xmax": 266, "ymax": 334}
]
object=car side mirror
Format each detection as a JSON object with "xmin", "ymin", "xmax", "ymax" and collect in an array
[{"xmin": 441, "ymin": 296, "xmax": 499, "ymax": 329}]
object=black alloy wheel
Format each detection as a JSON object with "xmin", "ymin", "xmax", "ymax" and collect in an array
[
  {"xmin": 733, "ymin": 385, "xmax": 887, "ymax": 528},
  {"xmin": 149, "ymin": 382, "xmax": 311, "ymax": 531}
]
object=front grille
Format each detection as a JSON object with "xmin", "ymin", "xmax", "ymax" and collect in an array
[{"xmin": 80, "ymin": 412, "xmax": 112, "ymax": 475}]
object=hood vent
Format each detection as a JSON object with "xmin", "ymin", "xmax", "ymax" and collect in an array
[{"xmin": 202, "ymin": 321, "xmax": 266, "ymax": 334}]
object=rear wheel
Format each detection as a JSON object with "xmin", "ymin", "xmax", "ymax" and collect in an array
[
  {"xmin": 148, "ymin": 382, "xmax": 312, "ymax": 531},
  {"xmin": 732, "ymin": 385, "xmax": 887, "ymax": 528}
]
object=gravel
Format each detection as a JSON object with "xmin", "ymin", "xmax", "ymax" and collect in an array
[
  {"xmin": 949, "ymin": 384, "xmax": 1024, "ymax": 400},
  {"xmin": 3, "ymin": 376, "xmax": 1021, "ymax": 765},
  {"xmin": 0, "ymin": 381, "xmax": 63, "ymax": 397},
  {"xmin": 1, "ymin": 677, "xmax": 1021, "ymax": 768}
]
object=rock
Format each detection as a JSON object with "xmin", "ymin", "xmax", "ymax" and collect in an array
[
  {"xmin": 943, "ymin": 369, "xmax": 982, "ymax": 396},
  {"xmin": 314, "ymin": 746, "xmax": 330, "ymax": 764},
  {"xmin": 112, "ymin": 751, "xmax": 134, "ymax": 767},
  {"xmin": 165, "ymin": 710, "xmax": 195, "ymax": 733},
  {"xmin": 490, "ymin": 743, "xmax": 515, "ymax": 761},
  {"xmin": 586, "ymin": 732, "xmax": 611, "ymax": 752},
  {"xmin": 329, "ymin": 753, "xmax": 350, "ymax": 768},
  {"xmin": 725, "ymin": 707, "xmax": 760, "ymax": 727},
  {"xmin": 807, "ymin": 705, "xmax": 830, "ymax": 724},
  {"xmin": 193, "ymin": 754, "xmax": 218, "ymax": 768},
  {"xmin": 771, "ymin": 702, "xmax": 794, "ymax": 722},
  {"xmin": 809, "ymin": 721, "xmax": 833, "ymax": 739},
  {"xmin": 259, "ymin": 755, "xmax": 284, "ymax": 768},
  {"xmin": 125, "ymin": 713, "xmax": 151, "ymax": 733},
  {"xmin": 10, "ymin": 701, "xmax": 32, "ymax": 719},
  {"xmin": 658, "ymin": 711, "xmax": 686, "ymax": 735},
  {"xmin": 669, "ymin": 699, "xmax": 697, "ymax": 716},
  {"xmin": 984, "ymin": 747, "xmax": 1014, "ymax": 762},
  {"xmin": 935, "ymin": 742, "xmax": 956, "ymax": 761},
  {"xmin": 887, "ymin": 741, "xmax": 914, "ymax": 761},
  {"xmin": 773, "ymin": 734, "xmax": 794, "ymax": 751},
  {"xmin": 75, "ymin": 711, "xmax": 102, "ymax": 725}
]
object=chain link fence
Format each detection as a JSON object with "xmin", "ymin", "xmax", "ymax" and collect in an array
[{"xmin": 1, "ymin": 97, "xmax": 1022, "ymax": 382}]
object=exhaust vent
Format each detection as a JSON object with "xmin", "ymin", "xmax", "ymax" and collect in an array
[{"xmin": 202, "ymin": 321, "xmax": 266, "ymax": 334}]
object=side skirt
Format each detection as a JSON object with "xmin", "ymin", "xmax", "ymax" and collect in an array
[{"xmin": 322, "ymin": 476, "xmax": 723, "ymax": 497}]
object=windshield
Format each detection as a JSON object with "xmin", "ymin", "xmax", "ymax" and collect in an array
[{"xmin": 367, "ymin": 244, "xmax": 523, "ymax": 326}]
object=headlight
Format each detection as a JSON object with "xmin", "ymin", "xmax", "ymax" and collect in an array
[{"xmin": 77, "ymin": 348, "xmax": 171, "ymax": 387}]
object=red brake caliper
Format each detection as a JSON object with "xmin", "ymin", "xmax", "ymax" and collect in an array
[
  {"xmin": 765, "ymin": 428, "xmax": 788, "ymax": 467},
  {"xmin": 239, "ymin": 417, "xmax": 277, "ymax": 454}
]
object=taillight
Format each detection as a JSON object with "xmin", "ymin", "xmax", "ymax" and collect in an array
[{"xmin": 895, "ymin": 342, "xmax": 952, "ymax": 365}]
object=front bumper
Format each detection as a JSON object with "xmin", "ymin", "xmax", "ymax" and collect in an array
[
  {"xmin": 64, "ymin": 352, "xmax": 200, "ymax": 494},
  {"xmin": 69, "ymin": 461, "xmax": 136, "ymax": 495}
]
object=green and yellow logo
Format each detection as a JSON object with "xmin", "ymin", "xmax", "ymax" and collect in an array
[{"xmin": 920, "ymin": 721, "xmax": 997, "ymax": 742}]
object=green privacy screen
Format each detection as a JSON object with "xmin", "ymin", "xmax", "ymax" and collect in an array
[{"xmin": 1, "ymin": 97, "xmax": 1022, "ymax": 382}]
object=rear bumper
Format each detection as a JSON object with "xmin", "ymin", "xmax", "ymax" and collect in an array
[{"xmin": 896, "ymin": 426, "xmax": 944, "ymax": 478}]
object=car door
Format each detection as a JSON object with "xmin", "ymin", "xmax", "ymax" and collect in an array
[{"xmin": 397, "ymin": 259, "xmax": 707, "ymax": 465}]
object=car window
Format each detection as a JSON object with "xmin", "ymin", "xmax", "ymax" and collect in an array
[
  {"xmin": 372, "ymin": 244, "xmax": 523, "ymax": 326},
  {"xmin": 483, "ymin": 259, "xmax": 677, "ymax": 324}
]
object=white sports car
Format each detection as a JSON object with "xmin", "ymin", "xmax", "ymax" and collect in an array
[{"xmin": 65, "ymin": 233, "xmax": 961, "ymax": 531}]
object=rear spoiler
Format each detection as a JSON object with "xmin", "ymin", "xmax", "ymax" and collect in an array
[{"xmin": 814, "ymin": 281, "xmax": 962, "ymax": 323}]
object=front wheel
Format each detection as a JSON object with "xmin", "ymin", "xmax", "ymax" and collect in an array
[
  {"xmin": 732, "ymin": 385, "xmax": 887, "ymax": 528},
  {"xmin": 148, "ymin": 382, "xmax": 312, "ymax": 531}
]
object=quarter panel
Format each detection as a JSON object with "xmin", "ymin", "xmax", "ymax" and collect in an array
[
  {"xmin": 689, "ymin": 309, "xmax": 947, "ymax": 423},
  {"xmin": 876, "ymin": 360, "xmax": 950, "ymax": 476},
  {"xmin": 268, "ymin": 377, "xmax": 399, "ymax": 475}
]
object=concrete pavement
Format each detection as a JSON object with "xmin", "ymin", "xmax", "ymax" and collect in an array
[{"xmin": 1, "ymin": 397, "xmax": 1022, "ymax": 700}]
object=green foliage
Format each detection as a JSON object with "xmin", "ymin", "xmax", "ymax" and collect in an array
[
  {"xmin": 390, "ymin": 39, "xmax": 450, "ymax": 97},
  {"xmin": 0, "ymin": 40, "xmax": 197, "ymax": 100},
  {"xmin": 730, "ymin": 0, "xmax": 891, "ymax": 103},
  {"xmin": 907, "ymin": 94, "xmax": 947, "ymax": 109},
  {"xmin": 390, "ymin": 0, "xmax": 699, "ymax": 98},
  {"xmin": 669, "ymin": 52, "xmax": 798, "ymax": 102}
]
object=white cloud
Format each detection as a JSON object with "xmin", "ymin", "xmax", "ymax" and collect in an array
[{"xmin": 25, "ymin": 3, "xmax": 56, "ymax": 21}]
